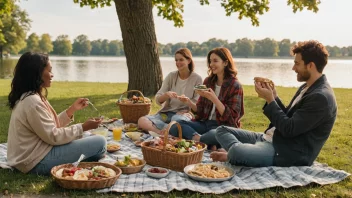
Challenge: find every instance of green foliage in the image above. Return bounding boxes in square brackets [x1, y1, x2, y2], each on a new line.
[278, 39, 291, 57]
[0, 4, 30, 55]
[234, 38, 254, 57]
[108, 40, 124, 56]
[73, 0, 319, 28]
[73, 0, 112, 9]
[72, 34, 92, 56]
[288, 0, 320, 13]
[26, 33, 40, 52]
[39, 33, 53, 54]
[52, 35, 72, 56]
[0, 0, 15, 44]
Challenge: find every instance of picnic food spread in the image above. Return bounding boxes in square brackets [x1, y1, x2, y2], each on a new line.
[187, 164, 231, 178]
[149, 138, 204, 153]
[55, 166, 116, 180]
[119, 95, 151, 104]
[254, 77, 275, 88]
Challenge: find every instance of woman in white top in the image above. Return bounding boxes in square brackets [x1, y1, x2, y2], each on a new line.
[7, 52, 105, 175]
[138, 48, 202, 134]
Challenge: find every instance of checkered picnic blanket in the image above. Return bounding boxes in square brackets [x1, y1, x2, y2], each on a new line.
[0, 133, 350, 194]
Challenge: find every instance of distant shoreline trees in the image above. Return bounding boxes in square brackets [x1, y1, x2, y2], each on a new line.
[8, 33, 352, 58]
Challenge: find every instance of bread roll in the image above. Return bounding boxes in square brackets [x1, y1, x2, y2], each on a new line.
[254, 77, 274, 89]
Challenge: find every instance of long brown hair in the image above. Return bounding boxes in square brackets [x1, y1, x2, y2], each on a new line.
[175, 48, 194, 72]
[8, 52, 49, 109]
[207, 47, 237, 85]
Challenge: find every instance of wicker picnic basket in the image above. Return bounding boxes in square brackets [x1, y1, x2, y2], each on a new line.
[141, 121, 207, 172]
[118, 158, 146, 174]
[51, 162, 121, 189]
[116, 90, 151, 123]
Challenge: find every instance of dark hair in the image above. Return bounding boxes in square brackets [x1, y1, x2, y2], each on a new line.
[8, 52, 49, 109]
[206, 47, 237, 85]
[175, 48, 194, 72]
[291, 40, 329, 73]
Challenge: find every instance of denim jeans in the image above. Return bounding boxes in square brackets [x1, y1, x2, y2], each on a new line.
[215, 126, 275, 167]
[169, 120, 219, 147]
[29, 135, 107, 175]
[146, 111, 191, 130]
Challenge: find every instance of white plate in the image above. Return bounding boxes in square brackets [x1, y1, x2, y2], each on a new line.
[184, 163, 235, 182]
[145, 167, 170, 178]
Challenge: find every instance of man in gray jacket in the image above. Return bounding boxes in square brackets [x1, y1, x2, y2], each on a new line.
[211, 40, 337, 167]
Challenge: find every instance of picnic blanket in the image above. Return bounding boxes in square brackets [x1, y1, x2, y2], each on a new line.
[0, 133, 350, 194]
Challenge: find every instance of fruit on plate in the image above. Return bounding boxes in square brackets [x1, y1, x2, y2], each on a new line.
[114, 155, 142, 167]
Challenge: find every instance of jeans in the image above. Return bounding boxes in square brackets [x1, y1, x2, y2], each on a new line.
[215, 126, 275, 167]
[146, 111, 191, 130]
[169, 120, 219, 147]
[29, 135, 107, 175]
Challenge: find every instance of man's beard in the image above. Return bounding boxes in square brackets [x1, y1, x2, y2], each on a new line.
[297, 70, 310, 82]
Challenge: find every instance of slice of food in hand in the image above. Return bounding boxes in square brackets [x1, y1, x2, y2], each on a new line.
[194, 84, 208, 89]
[254, 77, 274, 88]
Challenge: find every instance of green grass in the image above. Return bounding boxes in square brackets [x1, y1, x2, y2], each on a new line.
[0, 79, 351, 197]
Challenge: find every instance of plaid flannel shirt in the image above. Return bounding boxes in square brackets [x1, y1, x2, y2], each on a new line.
[195, 76, 244, 128]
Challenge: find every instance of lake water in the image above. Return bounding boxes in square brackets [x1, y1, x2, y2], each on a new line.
[1, 56, 352, 88]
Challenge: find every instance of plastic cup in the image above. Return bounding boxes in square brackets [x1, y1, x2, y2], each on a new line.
[113, 127, 122, 141]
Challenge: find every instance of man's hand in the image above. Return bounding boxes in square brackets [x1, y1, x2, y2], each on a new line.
[255, 82, 275, 103]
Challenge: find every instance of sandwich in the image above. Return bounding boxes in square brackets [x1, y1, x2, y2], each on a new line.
[194, 84, 208, 90]
[254, 77, 274, 89]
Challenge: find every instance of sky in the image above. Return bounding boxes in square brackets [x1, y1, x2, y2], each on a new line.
[19, 0, 352, 47]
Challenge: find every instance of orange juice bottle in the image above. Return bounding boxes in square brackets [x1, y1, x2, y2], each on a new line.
[113, 127, 122, 141]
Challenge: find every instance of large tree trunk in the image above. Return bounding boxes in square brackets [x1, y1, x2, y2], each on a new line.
[114, 0, 163, 96]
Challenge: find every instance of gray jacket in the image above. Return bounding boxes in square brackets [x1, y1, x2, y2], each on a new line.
[155, 71, 202, 113]
[263, 75, 337, 166]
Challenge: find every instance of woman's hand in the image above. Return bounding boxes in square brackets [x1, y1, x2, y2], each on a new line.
[66, 98, 89, 118]
[196, 88, 217, 102]
[177, 95, 191, 104]
[82, 117, 102, 131]
[164, 91, 178, 99]
[71, 98, 89, 111]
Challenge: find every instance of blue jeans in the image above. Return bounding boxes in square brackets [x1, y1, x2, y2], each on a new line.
[29, 135, 107, 175]
[146, 111, 191, 130]
[169, 120, 219, 147]
[215, 126, 275, 167]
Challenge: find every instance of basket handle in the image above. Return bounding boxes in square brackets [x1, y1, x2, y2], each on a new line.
[117, 90, 145, 103]
[163, 121, 182, 151]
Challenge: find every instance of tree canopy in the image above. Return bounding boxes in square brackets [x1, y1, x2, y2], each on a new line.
[0, 4, 30, 56]
[73, 0, 320, 27]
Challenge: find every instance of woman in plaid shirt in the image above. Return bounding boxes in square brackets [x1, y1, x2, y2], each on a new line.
[169, 47, 244, 149]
